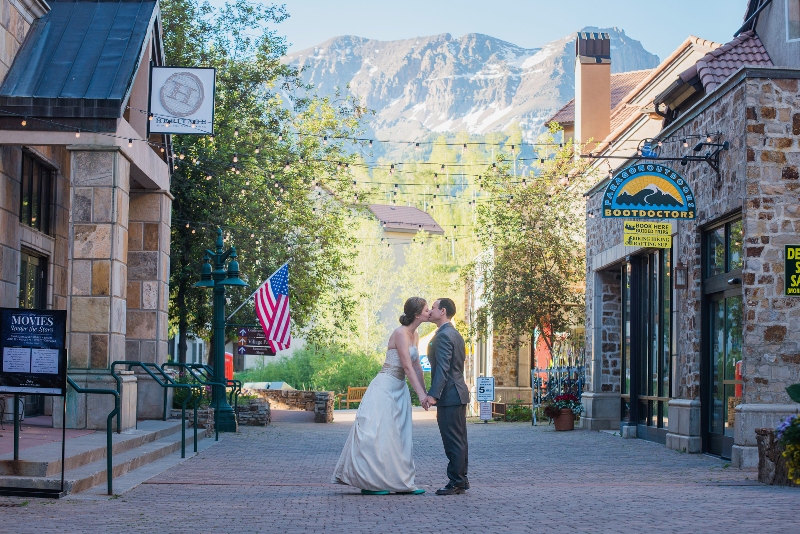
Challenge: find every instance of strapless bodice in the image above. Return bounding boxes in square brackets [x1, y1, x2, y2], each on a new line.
[380, 347, 418, 380]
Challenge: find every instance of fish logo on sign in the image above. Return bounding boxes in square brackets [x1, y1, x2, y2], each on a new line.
[603, 164, 696, 220]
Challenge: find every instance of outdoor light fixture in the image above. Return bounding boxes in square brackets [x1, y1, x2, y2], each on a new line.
[682, 138, 688, 148]
[128, 139, 133, 147]
[673, 261, 688, 289]
[21, 118, 26, 126]
[680, 156, 688, 166]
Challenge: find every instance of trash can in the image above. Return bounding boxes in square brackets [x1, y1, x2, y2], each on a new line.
[225, 352, 234, 382]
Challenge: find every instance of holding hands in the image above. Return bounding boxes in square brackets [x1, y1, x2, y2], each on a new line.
[421, 395, 437, 410]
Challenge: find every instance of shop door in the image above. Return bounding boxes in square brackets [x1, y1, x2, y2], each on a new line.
[702, 219, 743, 459]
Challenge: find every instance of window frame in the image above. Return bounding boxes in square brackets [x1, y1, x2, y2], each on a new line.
[787, 0, 800, 42]
[19, 150, 56, 236]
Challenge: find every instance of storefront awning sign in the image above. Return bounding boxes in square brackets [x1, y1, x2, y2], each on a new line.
[623, 221, 672, 248]
[149, 67, 215, 135]
[602, 164, 695, 219]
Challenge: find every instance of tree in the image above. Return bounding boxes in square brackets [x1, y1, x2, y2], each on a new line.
[162, 0, 365, 360]
[465, 125, 597, 357]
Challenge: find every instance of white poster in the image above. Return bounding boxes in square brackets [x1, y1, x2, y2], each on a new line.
[149, 67, 215, 135]
[3, 347, 31, 373]
[479, 402, 492, 421]
[476, 376, 495, 402]
[31, 348, 60, 374]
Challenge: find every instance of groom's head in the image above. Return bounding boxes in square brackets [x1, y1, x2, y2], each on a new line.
[430, 298, 456, 325]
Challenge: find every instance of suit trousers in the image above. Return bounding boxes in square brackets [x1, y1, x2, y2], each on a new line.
[436, 404, 468, 488]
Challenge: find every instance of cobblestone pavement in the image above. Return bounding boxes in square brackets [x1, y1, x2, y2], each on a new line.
[0, 413, 797, 533]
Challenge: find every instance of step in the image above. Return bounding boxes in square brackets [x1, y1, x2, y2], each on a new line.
[0, 424, 211, 495]
[0, 419, 195, 477]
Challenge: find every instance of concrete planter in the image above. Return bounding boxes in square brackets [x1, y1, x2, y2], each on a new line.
[755, 428, 798, 487]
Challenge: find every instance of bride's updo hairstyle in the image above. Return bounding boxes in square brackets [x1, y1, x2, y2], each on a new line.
[399, 297, 426, 326]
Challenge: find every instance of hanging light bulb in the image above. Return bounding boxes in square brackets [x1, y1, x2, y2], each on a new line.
[511, 144, 515, 153]
[436, 184, 440, 190]
[255, 146, 261, 154]
[278, 133, 283, 142]
[389, 164, 394, 175]
[179, 153, 185, 160]
[75, 130, 81, 138]
[148, 113, 153, 121]
[440, 164, 445, 171]
[233, 154, 238, 163]
[160, 147, 165, 153]
[284, 161, 291, 171]
[191, 229, 196, 234]
[463, 143, 467, 152]
[250, 233, 255, 238]
[540, 158, 545, 164]
[682, 138, 688, 148]
[323, 135, 328, 145]
[706, 134, 713, 143]
[234, 128, 239, 137]
[186, 223, 190, 228]
[368, 140, 373, 148]
[164, 121, 170, 128]
[657, 141, 663, 147]
[206, 175, 212, 180]
[21, 118, 27, 126]
[191, 120, 196, 128]
[415, 142, 420, 150]
[128, 139, 133, 147]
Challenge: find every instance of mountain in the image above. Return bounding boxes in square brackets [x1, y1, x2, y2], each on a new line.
[616, 187, 683, 207]
[284, 27, 660, 143]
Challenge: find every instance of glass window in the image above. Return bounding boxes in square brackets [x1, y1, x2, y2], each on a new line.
[706, 219, 743, 277]
[729, 220, 743, 271]
[707, 227, 725, 277]
[19, 251, 47, 309]
[788, 0, 800, 41]
[19, 152, 54, 235]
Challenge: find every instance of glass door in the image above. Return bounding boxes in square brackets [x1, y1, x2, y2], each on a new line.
[702, 218, 743, 458]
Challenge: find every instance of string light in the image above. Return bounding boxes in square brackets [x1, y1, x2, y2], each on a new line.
[682, 139, 688, 148]
[148, 113, 153, 121]
[128, 139, 133, 147]
[191, 120, 196, 128]
[75, 130, 80, 138]
[255, 146, 260, 154]
[21, 118, 26, 126]
[323, 135, 328, 145]
[234, 128, 239, 137]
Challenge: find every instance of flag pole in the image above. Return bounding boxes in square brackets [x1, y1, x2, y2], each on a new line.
[226, 260, 289, 321]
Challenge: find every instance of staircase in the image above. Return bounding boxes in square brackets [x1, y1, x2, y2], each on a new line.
[0, 420, 212, 496]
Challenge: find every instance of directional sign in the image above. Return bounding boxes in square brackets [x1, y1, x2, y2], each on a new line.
[237, 346, 246, 355]
[786, 245, 800, 296]
[477, 376, 495, 402]
[238, 328, 248, 337]
[237, 327, 276, 356]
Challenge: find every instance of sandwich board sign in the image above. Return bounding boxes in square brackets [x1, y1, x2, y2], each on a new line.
[0, 308, 67, 395]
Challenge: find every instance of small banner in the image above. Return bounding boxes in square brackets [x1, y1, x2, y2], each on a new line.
[602, 164, 695, 220]
[149, 67, 216, 135]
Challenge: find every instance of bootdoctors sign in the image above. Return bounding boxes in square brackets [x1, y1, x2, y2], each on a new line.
[0, 308, 67, 395]
[602, 164, 696, 220]
[149, 67, 216, 135]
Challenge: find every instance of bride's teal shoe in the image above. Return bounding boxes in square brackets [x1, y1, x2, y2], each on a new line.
[361, 489, 390, 495]
[397, 489, 425, 495]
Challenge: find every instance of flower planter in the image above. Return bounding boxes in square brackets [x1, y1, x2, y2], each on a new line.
[553, 408, 575, 431]
[756, 428, 798, 486]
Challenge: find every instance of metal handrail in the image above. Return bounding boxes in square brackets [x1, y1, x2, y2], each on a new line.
[66, 376, 119, 496]
[162, 363, 225, 441]
[187, 363, 242, 416]
[110, 361, 202, 458]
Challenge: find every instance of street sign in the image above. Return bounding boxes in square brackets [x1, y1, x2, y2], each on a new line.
[477, 376, 495, 402]
[623, 220, 672, 248]
[479, 402, 492, 421]
[785, 245, 800, 296]
[236, 327, 276, 356]
[0, 309, 67, 395]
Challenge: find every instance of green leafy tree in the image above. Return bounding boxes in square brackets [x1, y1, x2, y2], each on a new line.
[465, 125, 597, 356]
[162, 0, 365, 360]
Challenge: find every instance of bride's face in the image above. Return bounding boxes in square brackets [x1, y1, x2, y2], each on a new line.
[418, 305, 431, 322]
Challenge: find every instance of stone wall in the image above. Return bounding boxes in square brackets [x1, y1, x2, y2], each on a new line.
[236, 398, 271, 426]
[246, 389, 335, 423]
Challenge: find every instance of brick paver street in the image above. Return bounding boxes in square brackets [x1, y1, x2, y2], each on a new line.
[0, 411, 796, 533]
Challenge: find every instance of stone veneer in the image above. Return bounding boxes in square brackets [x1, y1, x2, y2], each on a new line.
[245, 389, 335, 423]
[584, 68, 800, 465]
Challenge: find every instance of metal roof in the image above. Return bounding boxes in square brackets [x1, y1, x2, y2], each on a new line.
[0, 0, 158, 118]
[368, 204, 445, 235]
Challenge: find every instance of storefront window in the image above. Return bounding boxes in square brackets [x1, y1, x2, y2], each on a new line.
[19, 251, 47, 310]
[707, 227, 725, 276]
[788, 0, 800, 41]
[729, 220, 743, 271]
[20, 152, 55, 235]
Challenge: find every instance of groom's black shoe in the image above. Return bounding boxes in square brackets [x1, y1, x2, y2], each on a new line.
[435, 483, 466, 495]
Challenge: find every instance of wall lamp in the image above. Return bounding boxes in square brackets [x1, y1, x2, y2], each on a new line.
[673, 261, 688, 289]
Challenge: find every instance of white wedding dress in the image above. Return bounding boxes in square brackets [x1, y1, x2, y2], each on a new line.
[331, 347, 419, 492]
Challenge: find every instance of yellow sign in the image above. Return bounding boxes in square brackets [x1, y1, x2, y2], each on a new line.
[623, 220, 673, 249]
[786, 245, 800, 296]
[623, 234, 672, 248]
[623, 221, 672, 235]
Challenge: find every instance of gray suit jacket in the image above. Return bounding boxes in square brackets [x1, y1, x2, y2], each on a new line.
[427, 322, 470, 406]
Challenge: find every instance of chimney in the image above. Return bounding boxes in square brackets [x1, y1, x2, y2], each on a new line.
[574, 32, 611, 152]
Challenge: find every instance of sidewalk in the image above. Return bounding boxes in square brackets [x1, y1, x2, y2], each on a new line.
[0, 416, 796, 532]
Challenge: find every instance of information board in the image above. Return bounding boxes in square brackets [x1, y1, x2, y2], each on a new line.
[623, 220, 672, 248]
[0, 308, 67, 395]
[479, 402, 492, 421]
[477, 376, 495, 402]
[786, 245, 800, 296]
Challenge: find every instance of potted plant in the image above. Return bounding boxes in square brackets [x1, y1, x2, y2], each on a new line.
[543, 393, 584, 431]
[775, 384, 800, 484]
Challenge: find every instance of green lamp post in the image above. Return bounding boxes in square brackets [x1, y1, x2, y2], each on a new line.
[194, 228, 247, 432]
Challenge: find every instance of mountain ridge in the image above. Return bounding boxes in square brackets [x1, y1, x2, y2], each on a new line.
[285, 27, 660, 143]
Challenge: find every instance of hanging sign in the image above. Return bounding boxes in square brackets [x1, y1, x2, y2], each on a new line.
[236, 327, 276, 356]
[602, 164, 695, 219]
[0, 309, 67, 395]
[623, 221, 673, 248]
[148, 67, 216, 135]
[785, 245, 800, 296]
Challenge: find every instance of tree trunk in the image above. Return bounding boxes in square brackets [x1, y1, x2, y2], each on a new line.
[177, 278, 188, 364]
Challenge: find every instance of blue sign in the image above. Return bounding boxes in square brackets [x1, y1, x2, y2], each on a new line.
[419, 355, 431, 372]
[602, 164, 696, 220]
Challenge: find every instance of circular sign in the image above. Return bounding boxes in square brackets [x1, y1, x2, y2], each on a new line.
[159, 72, 205, 117]
[602, 164, 696, 220]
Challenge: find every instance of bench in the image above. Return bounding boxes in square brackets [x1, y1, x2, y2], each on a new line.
[337, 387, 367, 409]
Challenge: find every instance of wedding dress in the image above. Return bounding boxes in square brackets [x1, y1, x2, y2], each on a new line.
[331, 347, 419, 492]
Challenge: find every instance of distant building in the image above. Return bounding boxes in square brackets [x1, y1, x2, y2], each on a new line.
[368, 203, 444, 265]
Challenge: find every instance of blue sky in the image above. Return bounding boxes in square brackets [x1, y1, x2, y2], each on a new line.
[268, 0, 748, 60]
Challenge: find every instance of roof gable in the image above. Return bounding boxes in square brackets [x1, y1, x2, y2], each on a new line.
[0, 0, 159, 118]
[368, 204, 445, 235]
[677, 31, 772, 92]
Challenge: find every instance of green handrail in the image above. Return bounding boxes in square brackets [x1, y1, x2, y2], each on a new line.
[66, 376, 119, 496]
[187, 363, 242, 418]
[162, 363, 226, 442]
[110, 361, 202, 458]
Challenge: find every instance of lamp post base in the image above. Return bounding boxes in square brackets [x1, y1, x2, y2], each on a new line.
[215, 406, 238, 432]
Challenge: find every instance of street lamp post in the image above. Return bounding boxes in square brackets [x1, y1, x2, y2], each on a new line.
[194, 228, 247, 432]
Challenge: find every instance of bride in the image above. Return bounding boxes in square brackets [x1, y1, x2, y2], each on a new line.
[332, 297, 432, 495]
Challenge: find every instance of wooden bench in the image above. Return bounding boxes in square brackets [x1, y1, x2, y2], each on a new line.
[337, 387, 368, 409]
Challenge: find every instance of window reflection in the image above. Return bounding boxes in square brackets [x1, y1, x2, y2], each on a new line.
[729, 220, 743, 271]
[708, 227, 725, 277]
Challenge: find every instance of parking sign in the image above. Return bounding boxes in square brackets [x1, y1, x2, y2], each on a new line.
[477, 376, 495, 402]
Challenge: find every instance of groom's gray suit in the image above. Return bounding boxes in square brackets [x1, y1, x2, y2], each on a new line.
[428, 321, 469, 489]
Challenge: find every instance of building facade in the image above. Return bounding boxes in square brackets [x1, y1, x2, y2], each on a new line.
[0, 0, 173, 428]
[570, 3, 800, 467]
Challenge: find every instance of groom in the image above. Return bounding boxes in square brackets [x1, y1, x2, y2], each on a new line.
[422, 298, 470, 495]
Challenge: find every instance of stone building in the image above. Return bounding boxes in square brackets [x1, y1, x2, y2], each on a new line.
[0, 0, 172, 429]
[550, 2, 800, 467]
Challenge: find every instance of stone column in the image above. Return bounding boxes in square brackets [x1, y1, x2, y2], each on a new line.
[127, 190, 172, 419]
[56, 147, 136, 431]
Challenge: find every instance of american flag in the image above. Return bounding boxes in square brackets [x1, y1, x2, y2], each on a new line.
[255, 263, 291, 352]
